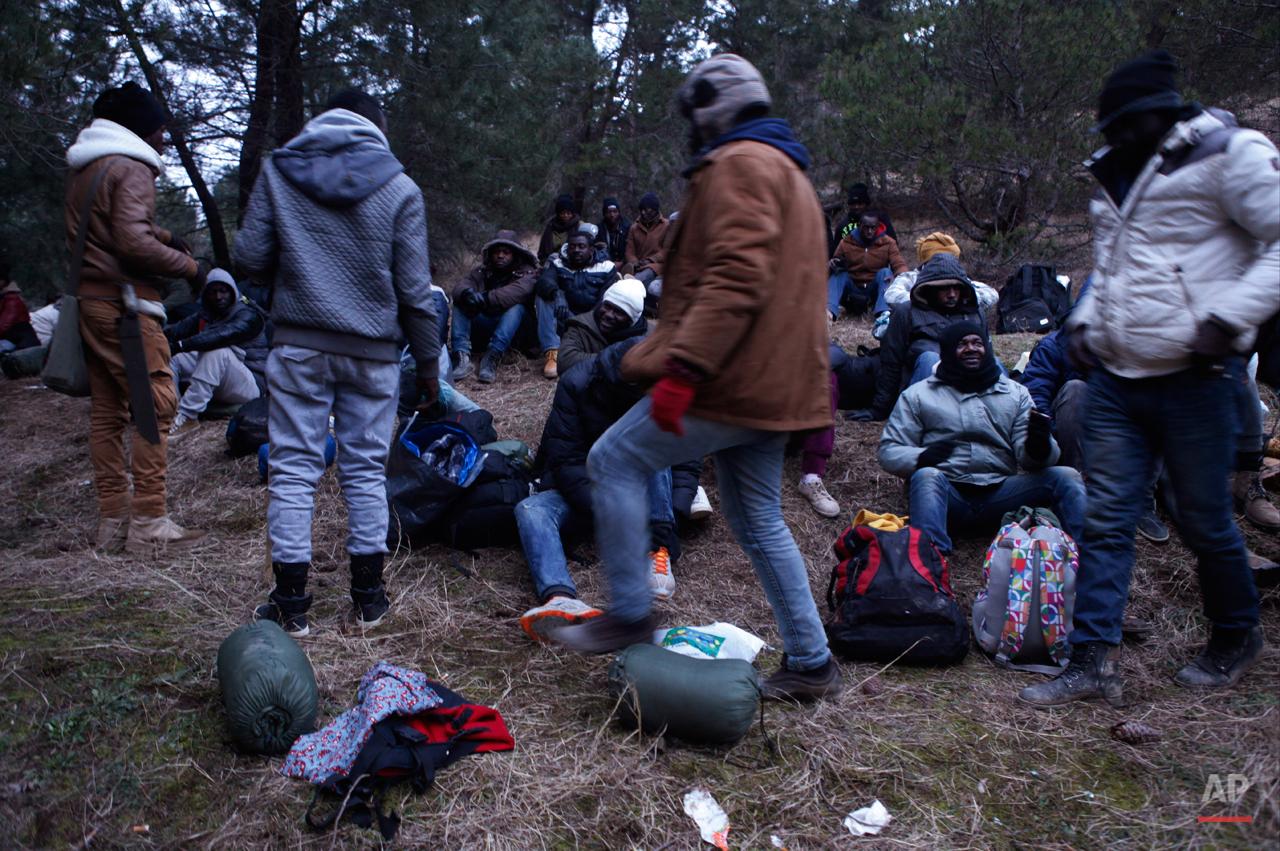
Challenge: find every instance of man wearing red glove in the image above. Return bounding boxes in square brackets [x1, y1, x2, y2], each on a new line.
[550, 55, 841, 703]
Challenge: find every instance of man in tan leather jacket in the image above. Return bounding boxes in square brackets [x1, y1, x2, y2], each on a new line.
[65, 82, 207, 554]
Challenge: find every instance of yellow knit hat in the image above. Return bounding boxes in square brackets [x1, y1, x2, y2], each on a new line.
[916, 232, 961, 263]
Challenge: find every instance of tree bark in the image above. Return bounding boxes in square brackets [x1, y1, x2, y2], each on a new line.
[110, 0, 231, 269]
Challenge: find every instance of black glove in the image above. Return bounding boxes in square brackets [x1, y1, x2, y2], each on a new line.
[1025, 410, 1053, 462]
[553, 292, 571, 324]
[458, 289, 486, 319]
[168, 233, 193, 256]
[916, 440, 958, 470]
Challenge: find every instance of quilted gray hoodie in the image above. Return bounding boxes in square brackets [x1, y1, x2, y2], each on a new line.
[235, 109, 439, 375]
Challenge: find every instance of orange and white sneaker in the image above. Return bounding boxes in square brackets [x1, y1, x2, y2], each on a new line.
[649, 547, 675, 599]
[520, 595, 603, 643]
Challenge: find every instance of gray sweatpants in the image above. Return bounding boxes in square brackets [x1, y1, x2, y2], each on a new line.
[172, 348, 260, 418]
[266, 345, 399, 563]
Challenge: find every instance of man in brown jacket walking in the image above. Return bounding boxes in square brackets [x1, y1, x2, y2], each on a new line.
[65, 82, 207, 554]
[551, 55, 842, 703]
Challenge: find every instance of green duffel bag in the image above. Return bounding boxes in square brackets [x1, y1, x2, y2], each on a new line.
[2, 346, 47, 380]
[607, 643, 760, 743]
[216, 620, 318, 755]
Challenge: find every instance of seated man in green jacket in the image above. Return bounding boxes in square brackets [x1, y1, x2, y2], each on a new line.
[557, 276, 648, 375]
[878, 321, 1085, 555]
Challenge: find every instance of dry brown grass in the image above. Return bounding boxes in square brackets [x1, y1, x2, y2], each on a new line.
[0, 313, 1276, 850]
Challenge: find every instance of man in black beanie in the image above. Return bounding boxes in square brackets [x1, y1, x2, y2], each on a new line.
[878, 321, 1085, 556]
[597, 197, 631, 264]
[538, 193, 581, 263]
[1020, 50, 1279, 708]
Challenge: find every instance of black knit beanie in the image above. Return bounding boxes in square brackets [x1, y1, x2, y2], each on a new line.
[93, 82, 168, 139]
[1094, 49, 1183, 133]
[639, 191, 660, 211]
[554, 193, 576, 215]
[847, 182, 870, 205]
[936, 321, 1001, 393]
[602, 196, 620, 212]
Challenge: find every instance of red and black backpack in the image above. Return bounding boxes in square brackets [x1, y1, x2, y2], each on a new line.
[826, 524, 969, 665]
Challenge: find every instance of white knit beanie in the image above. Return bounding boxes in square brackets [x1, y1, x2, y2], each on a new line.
[602, 277, 646, 323]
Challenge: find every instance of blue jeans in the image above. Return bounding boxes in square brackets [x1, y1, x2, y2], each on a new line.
[535, 297, 563, 353]
[266, 346, 400, 563]
[909, 466, 1086, 555]
[516, 470, 674, 602]
[588, 401, 831, 670]
[451, 303, 526, 358]
[1071, 364, 1259, 646]
[827, 267, 893, 318]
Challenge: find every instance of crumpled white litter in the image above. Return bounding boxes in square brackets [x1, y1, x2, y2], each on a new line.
[844, 799, 892, 836]
[683, 787, 731, 849]
[654, 622, 768, 662]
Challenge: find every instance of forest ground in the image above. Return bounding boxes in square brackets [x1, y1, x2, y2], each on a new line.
[0, 303, 1276, 850]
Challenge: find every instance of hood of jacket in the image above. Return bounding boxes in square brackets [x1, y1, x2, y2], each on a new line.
[481, 231, 538, 270]
[847, 221, 887, 247]
[66, 118, 166, 175]
[202, 269, 241, 317]
[692, 118, 810, 172]
[271, 109, 404, 207]
[910, 253, 978, 311]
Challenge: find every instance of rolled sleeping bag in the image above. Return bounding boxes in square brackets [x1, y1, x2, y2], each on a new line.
[607, 643, 760, 743]
[216, 620, 318, 754]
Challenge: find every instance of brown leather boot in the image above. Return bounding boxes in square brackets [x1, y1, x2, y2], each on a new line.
[542, 349, 559, 379]
[125, 515, 207, 555]
[1233, 471, 1280, 532]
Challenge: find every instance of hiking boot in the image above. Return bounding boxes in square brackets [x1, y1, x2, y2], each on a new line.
[1136, 494, 1169, 543]
[1249, 549, 1280, 588]
[95, 513, 129, 553]
[520, 596, 603, 643]
[798, 476, 840, 518]
[688, 486, 713, 521]
[1174, 626, 1264, 689]
[168, 411, 200, 439]
[542, 349, 559, 379]
[451, 351, 474, 380]
[1017, 641, 1125, 708]
[1233, 471, 1280, 533]
[547, 611, 657, 654]
[760, 656, 844, 702]
[125, 515, 207, 555]
[649, 547, 675, 599]
[477, 348, 501, 384]
[351, 586, 389, 628]
[1260, 458, 1280, 493]
[254, 590, 313, 638]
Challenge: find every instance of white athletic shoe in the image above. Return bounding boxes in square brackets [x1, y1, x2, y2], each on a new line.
[649, 547, 675, 599]
[520, 596, 603, 643]
[798, 476, 841, 518]
[689, 486, 713, 521]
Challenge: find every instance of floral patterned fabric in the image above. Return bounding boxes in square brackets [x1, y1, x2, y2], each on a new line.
[281, 662, 442, 784]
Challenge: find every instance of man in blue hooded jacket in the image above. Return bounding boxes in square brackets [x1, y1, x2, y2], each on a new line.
[236, 90, 440, 636]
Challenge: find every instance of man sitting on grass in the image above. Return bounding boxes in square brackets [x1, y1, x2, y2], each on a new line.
[878, 322, 1086, 556]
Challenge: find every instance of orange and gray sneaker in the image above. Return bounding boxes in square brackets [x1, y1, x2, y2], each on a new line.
[543, 349, 559, 379]
[649, 547, 675, 599]
[520, 595, 603, 642]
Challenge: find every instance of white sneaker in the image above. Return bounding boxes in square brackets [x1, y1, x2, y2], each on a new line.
[689, 486, 713, 521]
[649, 547, 675, 599]
[520, 596, 603, 643]
[798, 476, 841, 518]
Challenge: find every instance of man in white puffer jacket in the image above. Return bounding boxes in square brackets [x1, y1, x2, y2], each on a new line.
[1021, 50, 1280, 709]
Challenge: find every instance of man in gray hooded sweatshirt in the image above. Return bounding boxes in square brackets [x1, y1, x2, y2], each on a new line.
[236, 90, 439, 636]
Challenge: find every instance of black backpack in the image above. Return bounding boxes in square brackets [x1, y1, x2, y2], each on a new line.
[830, 342, 881, 410]
[996, 265, 1071, 335]
[1255, 309, 1280, 389]
[225, 395, 271, 457]
[435, 448, 534, 551]
[826, 524, 969, 665]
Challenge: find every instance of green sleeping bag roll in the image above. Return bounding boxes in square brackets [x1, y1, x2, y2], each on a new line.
[607, 643, 760, 743]
[216, 620, 318, 755]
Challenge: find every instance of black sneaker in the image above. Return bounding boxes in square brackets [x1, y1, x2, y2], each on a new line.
[254, 591, 312, 638]
[1175, 626, 1264, 689]
[547, 611, 656, 654]
[352, 586, 389, 628]
[760, 656, 844, 702]
[1136, 507, 1169, 543]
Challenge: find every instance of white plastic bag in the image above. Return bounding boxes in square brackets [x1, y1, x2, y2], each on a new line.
[654, 622, 768, 662]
